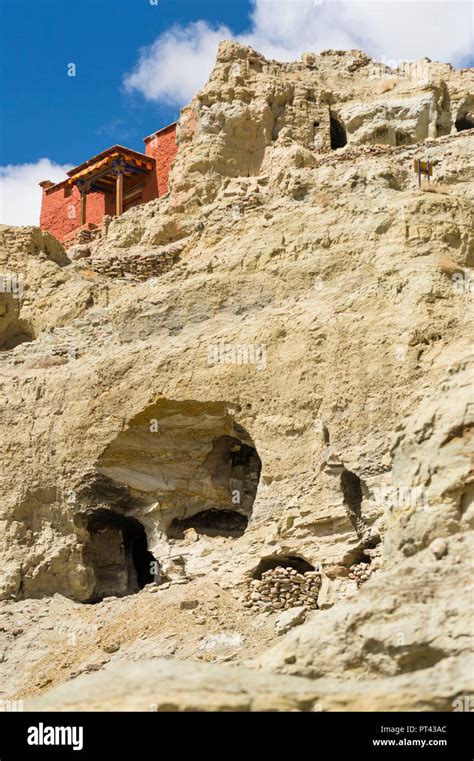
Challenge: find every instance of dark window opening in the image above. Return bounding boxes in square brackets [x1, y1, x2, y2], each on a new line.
[168, 509, 248, 539]
[82, 509, 156, 603]
[64, 186, 73, 198]
[252, 554, 314, 580]
[330, 112, 347, 149]
[455, 115, 474, 132]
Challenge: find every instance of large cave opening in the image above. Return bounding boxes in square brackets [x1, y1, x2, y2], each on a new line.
[82, 509, 156, 603]
[95, 400, 262, 541]
[167, 434, 261, 540]
[454, 99, 474, 133]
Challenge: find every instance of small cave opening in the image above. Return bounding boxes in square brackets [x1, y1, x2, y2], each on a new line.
[82, 509, 156, 603]
[342, 535, 382, 569]
[330, 112, 347, 149]
[345, 547, 371, 567]
[340, 468, 367, 538]
[168, 509, 248, 539]
[203, 434, 262, 514]
[455, 114, 474, 132]
[346, 542, 382, 587]
[0, 318, 34, 351]
[252, 554, 315, 580]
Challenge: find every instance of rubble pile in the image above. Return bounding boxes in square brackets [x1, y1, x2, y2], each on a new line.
[244, 567, 321, 612]
[348, 546, 382, 587]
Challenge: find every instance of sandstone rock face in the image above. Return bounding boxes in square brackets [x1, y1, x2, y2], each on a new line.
[25, 653, 474, 712]
[0, 43, 472, 710]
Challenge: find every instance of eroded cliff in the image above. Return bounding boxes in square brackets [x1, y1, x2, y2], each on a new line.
[0, 42, 472, 711]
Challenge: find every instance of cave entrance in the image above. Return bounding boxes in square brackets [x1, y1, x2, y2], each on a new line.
[330, 112, 347, 149]
[166, 434, 261, 540]
[340, 468, 368, 539]
[96, 399, 262, 541]
[201, 434, 261, 515]
[0, 317, 34, 351]
[168, 509, 248, 539]
[252, 554, 314, 580]
[455, 114, 474, 132]
[83, 510, 156, 602]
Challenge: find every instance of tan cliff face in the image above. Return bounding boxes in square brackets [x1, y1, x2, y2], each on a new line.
[0, 43, 472, 710]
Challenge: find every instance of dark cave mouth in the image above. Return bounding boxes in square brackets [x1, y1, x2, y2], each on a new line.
[455, 114, 474, 132]
[166, 433, 261, 541]
[252, 554, 315, 580]
[0, 319, 35, 351]
[167, 509, 249, 539]
[82, 510, 157, 603]
[330, 112, 348, 149]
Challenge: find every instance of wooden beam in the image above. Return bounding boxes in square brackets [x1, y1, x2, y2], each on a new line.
[115, 171, 123, 216]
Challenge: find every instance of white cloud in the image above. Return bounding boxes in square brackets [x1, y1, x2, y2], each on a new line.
[0, 159, 72, 228]
[123, 0, 473, 106]
[124, 21, 232, 105]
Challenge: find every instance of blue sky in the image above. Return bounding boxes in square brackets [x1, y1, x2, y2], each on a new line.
[0, 0, 472, 225]
[0, 0, 252, 166]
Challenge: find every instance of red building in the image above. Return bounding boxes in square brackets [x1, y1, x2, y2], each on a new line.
[39, 122, 178, 244]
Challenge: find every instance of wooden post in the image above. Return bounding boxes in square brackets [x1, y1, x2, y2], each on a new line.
[116, 171, 123, 217]
[80, 190, 87, 225]
[414, 158, 434, 188]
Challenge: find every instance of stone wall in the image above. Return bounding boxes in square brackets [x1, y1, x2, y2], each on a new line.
[87, 237, 189, 281]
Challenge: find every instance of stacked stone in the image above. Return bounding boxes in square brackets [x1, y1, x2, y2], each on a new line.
[348, 561, 373, 587]
[88, 252, 178, 280]
[243, 567, 321, 613]
[349, 545, 382, 587]
[77, 229, 93, 243]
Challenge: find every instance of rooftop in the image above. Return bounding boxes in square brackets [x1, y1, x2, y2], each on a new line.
[67, 145, 155, 178]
